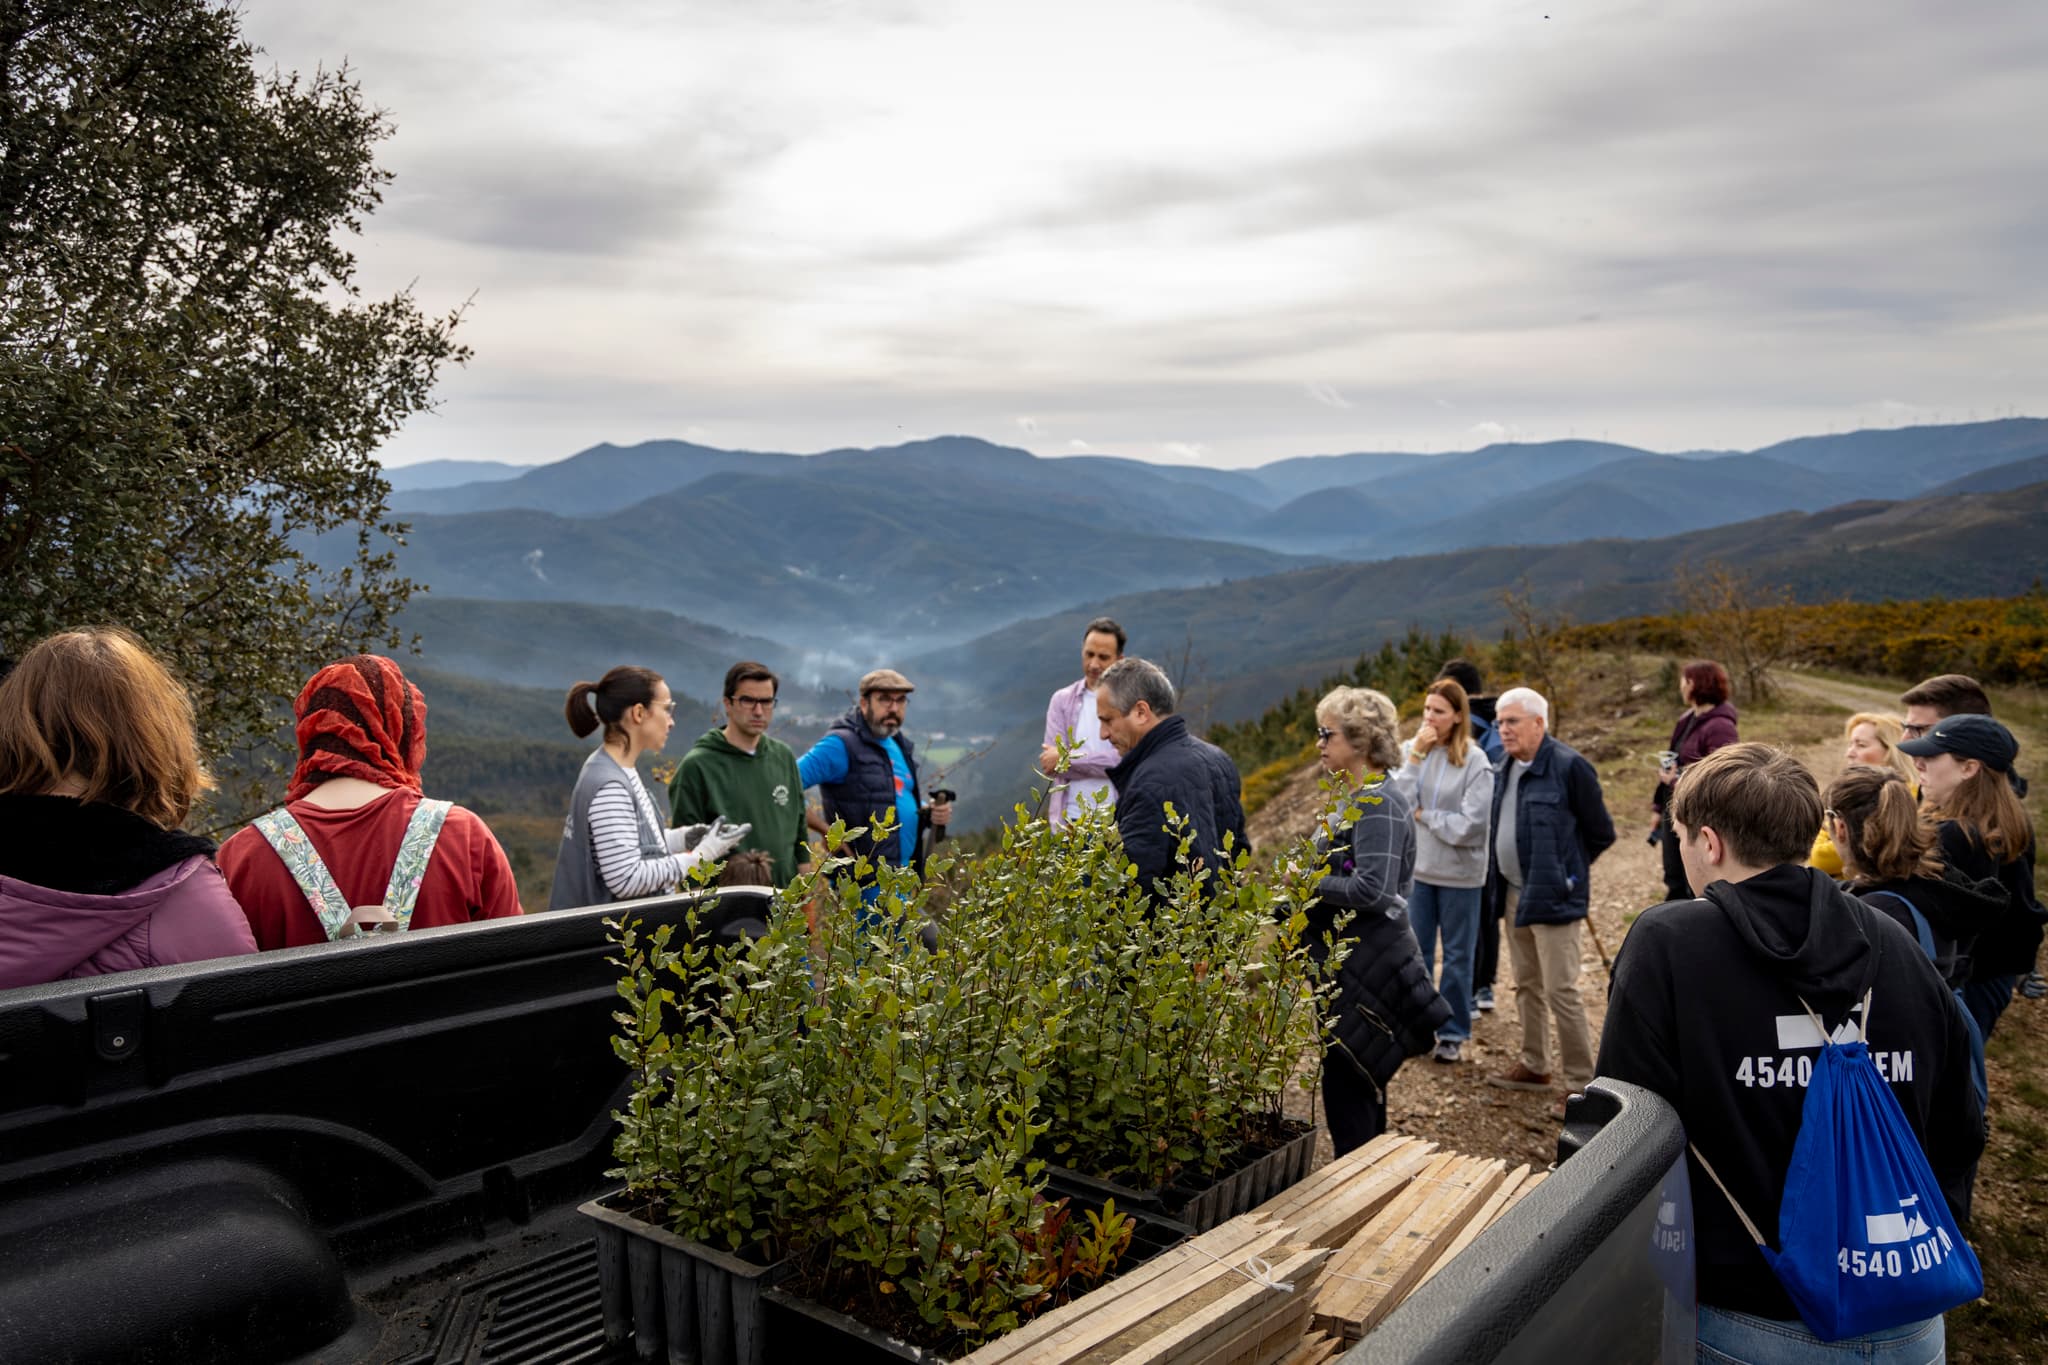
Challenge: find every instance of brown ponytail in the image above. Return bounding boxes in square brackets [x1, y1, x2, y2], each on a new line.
[1827, 764, 1944, 884]
[563, 666, 665, 741]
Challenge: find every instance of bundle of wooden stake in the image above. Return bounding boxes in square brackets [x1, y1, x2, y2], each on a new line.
[955, 1214, 1333, 1365]
[957, 1135, 1543, 1365]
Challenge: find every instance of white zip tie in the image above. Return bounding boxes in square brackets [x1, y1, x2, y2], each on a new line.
[1185, 1242, 1296, 1293]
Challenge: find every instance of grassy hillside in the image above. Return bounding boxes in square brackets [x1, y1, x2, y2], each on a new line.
[1562, 590, 2048, 691]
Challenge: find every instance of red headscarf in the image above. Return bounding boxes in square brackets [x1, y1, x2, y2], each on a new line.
[289, 655, 428, 802]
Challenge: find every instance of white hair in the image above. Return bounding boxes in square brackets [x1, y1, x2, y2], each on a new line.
[1494, 686, 1550, 723]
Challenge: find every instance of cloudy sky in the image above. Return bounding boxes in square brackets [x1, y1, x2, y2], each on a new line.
[243, 1, 2048, 469]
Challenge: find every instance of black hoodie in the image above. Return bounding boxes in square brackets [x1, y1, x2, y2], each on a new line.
[1597, 865, 1984, 1321]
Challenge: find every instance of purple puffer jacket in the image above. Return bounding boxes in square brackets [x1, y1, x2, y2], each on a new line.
[0, 795, 259, 992]
[1671, 700, 1740, 768]
[1652, 701, 1740, 814]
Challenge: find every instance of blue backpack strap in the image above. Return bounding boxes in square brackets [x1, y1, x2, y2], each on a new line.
[252, 808, 357, 941]
[1866, 889, 1937, 963]
[380, 798, 452, 929]
[1866, 889, 1993, 1106]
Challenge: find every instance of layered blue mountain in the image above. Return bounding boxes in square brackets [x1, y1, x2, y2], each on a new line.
[383, 458, 528, 492]
[1251, 439, 1650, 507]
[391, 441, 802, 516]
[904, 480, 2048, 824]
[1926, 450, 2048, 496]
[1351, 454, 1844, 557]
[386, 419, 2048, 561]
[365, 415, 2048, 685]
[347, 442, 1315, 653]
[1746, 421, 2048, 485]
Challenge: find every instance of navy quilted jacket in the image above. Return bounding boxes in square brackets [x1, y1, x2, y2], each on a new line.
[1484, 735, 1616, 927]
[1106, 714, 1249, 896]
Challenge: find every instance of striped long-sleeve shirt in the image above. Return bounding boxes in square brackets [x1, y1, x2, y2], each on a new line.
[589, 775, 699, 901]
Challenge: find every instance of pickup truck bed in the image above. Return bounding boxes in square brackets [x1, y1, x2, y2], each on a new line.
[0, 890, 741, 1364]
[0, 889, 1690, 1364]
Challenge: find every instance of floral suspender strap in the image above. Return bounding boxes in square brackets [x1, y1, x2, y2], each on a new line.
[253, 799, 453, 940]
[381, 798, 452, 926]
[252, 808, 355, 940]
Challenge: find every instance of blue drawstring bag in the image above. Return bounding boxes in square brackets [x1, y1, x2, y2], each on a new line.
[1692, 990, 1982, 1341]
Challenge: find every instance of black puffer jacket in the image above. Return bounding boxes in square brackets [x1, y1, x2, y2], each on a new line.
[1106, 714, 1249, 896]
[1306, 780, 1451, 1088]
[1849, 866, 2011, 988]
[1937, 822, 2047, 979]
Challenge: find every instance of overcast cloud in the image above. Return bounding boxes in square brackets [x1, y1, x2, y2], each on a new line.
[242, 0, 2048, 468]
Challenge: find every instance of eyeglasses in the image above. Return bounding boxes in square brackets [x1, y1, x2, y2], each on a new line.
[658, 701, 677, 715]
[1901, 723, 1931, 738]
[728, 694, 777, 710]
[1315, 727, 1338, 743]
[1823, 808, 1841, 823]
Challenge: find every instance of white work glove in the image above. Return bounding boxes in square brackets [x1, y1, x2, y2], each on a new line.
[666, 822, 714, 854]
[691, 816, 751, 863]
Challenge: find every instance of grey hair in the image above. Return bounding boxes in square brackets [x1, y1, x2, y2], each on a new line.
[1316, 686, 1403, 771]
[1099, 657, 1176, 716]
[1495, 686, 1550, 723]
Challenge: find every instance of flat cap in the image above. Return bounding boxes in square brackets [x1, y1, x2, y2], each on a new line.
[859, 667, 915, 695]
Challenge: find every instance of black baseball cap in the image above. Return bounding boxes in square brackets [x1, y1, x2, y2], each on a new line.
[1897, 713, 2018, 772]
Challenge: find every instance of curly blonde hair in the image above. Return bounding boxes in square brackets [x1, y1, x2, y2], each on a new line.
[1316, 686, 1403, 772]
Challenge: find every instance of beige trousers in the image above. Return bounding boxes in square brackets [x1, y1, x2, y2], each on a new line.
[1504, 891, 1596, 1088]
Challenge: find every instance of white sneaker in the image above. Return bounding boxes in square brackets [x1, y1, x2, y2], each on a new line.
[1432, 1039, 1463, 1064]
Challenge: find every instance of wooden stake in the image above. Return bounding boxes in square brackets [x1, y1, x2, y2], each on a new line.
[1312, 1154, 1508, 1340]
[1412, 1165, 1532, 1289]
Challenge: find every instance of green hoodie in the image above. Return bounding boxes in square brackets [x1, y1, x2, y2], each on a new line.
[667, 727, 811, 886]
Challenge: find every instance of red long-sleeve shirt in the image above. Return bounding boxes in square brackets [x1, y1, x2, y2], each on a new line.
[219, 788, 523, 949]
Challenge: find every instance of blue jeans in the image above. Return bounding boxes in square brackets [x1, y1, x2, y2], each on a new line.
[1961, 972, 2014, 1043]
[1407, 881, 1480, 1043]
[1696, 1306, 1943, 1364]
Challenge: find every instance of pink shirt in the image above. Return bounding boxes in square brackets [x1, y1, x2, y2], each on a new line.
[1043, 679, 1120, 827]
